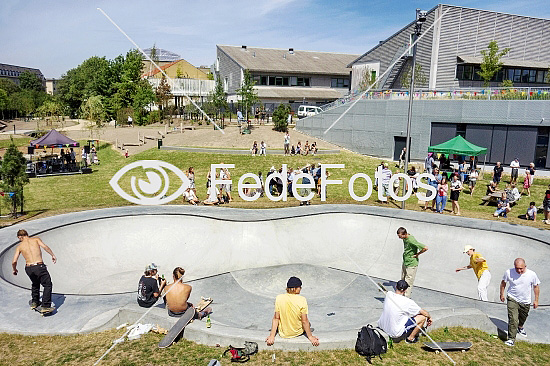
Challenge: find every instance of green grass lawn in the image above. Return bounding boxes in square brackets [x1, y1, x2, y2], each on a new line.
[0, 327, 548, 366]
[3, 142, 549, 231]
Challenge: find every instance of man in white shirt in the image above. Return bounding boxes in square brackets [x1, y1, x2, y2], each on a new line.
[509, 158, 520, 184]
[500, 258, 540, 346]
[379, 163, 392, 203]
[377, 280, 432, 343]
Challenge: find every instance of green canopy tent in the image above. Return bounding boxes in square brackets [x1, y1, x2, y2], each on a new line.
[428, 135, 488, 175]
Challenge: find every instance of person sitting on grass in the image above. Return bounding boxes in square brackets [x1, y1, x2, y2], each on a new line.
[164, 267, 211, 319]
[183, 187, 200, 205]
[265, 276, 319, 347]
[493, 192, 511, 218]
[377, 280, 432, 343]
[486, 181, 497, 195]
[521, 201, 537, 221]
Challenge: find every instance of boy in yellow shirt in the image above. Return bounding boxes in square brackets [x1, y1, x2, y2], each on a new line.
[456, 245, 491, 301]
[266, 276, 319, 346]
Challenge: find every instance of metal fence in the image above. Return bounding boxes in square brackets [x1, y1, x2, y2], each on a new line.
[147, 78, 215, 97]
[321, 87, 550, 111]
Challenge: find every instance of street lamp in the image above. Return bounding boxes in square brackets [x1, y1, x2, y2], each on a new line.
[402, 9, 427, 209]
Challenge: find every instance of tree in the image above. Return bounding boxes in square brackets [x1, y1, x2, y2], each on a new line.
[37, 100, 63, 124]
[81, 96, 106, 138]
[155, 75, 172, 122]
[478, 40, 510, 87]
[209, 77, 227, 118]
[358, 66, 378, 92]
[132, 80, 155, 125]
[0, 88, 7, 120]
[400, 64, 427, 89]
[0, 138, 29, 216]
[19, 71, 44, 92]
[236, 70, 259, 119]
[546, 67, 550, 84]
[272, 104, 291, 132]
[500, 79, 513, 87]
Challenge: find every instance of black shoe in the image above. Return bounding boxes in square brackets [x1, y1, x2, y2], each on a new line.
[405, 337, 418, 344]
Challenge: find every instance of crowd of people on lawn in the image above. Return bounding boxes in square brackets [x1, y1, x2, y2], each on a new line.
[181, 163, 329, 206]
[378, 150, 548, 221]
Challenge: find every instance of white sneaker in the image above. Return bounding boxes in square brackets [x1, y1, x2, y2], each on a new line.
[517, 327, 527, 337]
[504, 339, 515, 346]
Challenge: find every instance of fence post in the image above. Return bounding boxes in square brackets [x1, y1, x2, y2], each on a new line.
[527, 87, 531, 100]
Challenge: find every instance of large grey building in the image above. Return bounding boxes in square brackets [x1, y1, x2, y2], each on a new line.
[297, 5, 550, 168]
[0, 63, 45, 87]
[216, 45, 359, 112]
[349, 4, 550, 91]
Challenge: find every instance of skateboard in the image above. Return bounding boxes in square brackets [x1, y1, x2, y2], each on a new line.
[195, 296, 213, 312]
[423, 342, 472, 353]
[29, 300, 55, 317]
[158, 297, 213, 349]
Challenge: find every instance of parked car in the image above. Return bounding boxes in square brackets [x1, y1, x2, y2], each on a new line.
[297, 105, 322, 119]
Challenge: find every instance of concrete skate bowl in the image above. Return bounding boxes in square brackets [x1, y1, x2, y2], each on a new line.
[1, 211, 548, 304]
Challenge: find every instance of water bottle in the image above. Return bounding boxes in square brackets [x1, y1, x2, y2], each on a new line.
[206, 315, 211, 328]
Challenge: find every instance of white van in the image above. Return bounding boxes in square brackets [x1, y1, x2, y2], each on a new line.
[297, 105, 322, 119]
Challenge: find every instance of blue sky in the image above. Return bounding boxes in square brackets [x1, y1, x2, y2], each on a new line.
[1, 0, 549, 78]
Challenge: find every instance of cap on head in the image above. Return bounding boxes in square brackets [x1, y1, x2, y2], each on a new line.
[145, 263, 158, 272]
[396, 280, 409, 291]
[287, 276, 302, 288]
[463, 245, 474, 253]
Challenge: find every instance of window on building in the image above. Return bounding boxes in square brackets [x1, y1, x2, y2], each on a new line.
[456, 124, 467, 138]
[224, 77, 228, 92]
[529, 70, 537, 83]
[472, 66, 482, 81]
[331, 78, 350, 88]
[536, 70, 545, 83]
[260, 76, 268, 85]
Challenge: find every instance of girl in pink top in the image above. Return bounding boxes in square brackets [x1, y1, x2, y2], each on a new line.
[436, 176, 449, 213]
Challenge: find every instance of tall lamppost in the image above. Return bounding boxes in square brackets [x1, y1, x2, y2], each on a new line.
[402, 9, 427, 209]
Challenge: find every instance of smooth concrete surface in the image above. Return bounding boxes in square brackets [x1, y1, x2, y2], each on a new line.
[0, 205, 549, 349]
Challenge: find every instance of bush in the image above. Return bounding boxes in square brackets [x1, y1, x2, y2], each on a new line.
[147, 110, 161, 124]
[272, 104, 291, 132]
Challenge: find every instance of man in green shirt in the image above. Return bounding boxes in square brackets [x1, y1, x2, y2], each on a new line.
[397, 227, 428, 297]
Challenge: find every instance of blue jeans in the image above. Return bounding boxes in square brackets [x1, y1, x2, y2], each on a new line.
[436, 195, 447, 212]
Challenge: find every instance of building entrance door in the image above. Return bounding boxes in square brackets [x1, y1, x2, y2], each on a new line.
[393, 136, 410, 162]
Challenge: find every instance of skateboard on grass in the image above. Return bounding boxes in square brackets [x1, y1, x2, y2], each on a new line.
[158, 297, 213, 348]
[423, 341, 472, 353]
[29, 300, 55, 317]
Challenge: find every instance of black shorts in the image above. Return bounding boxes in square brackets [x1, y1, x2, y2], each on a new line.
[450, 190, 460, 201]
[493, 175, 501, 183]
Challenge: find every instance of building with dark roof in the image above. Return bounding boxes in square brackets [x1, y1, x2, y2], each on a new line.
[298, 5, 550, 168]
[216, 45, 359, 112]
[0, 63, 45, 86]
[349, 4, 550, 91]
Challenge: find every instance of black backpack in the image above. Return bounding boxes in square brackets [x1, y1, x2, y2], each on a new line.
[223, 341, 258, 363]
[355, 325, 388, 364]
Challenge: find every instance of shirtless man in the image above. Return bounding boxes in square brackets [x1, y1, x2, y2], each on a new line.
[11, 229, 56, 312]
[164, 267, 211, 319]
